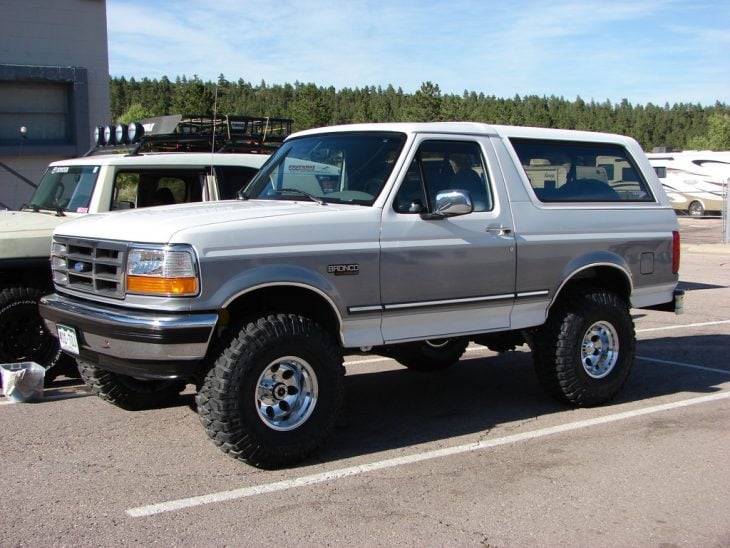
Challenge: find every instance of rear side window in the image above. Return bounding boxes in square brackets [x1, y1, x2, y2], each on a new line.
[510, 139, 655, 203]
[215, 166, 259, 199]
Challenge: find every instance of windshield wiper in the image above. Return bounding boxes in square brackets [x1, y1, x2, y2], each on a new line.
[279, 188, 326, 205]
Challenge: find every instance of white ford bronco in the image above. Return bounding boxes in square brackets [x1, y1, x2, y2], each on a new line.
[39, 122, 683, 467]
[1, 115, 287, 380]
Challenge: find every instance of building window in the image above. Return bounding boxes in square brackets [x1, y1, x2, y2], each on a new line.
[0, 64, 89, 156]
[0, 81, 71, 143]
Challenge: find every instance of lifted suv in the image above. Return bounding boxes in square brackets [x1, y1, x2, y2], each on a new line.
[40, 122, 682, 466]
[1, 115, 288, 380]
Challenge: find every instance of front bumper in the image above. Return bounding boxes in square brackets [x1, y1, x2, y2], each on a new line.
[39, 293, 218, 379]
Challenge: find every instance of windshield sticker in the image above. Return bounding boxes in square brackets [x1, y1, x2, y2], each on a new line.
[52, 167, 70, 174]
[76, 207, 89, 213]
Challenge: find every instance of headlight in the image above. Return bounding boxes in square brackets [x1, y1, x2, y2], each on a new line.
[50, 241, 68, 284]
[126, 245, 199, 296]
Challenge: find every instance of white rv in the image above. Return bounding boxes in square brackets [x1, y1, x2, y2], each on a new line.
[646, 150, 729, 216]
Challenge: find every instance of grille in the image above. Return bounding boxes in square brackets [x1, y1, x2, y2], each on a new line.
[52, 237, 128, 299]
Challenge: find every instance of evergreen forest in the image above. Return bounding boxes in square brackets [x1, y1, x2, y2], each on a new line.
[110, 75, 730, 152]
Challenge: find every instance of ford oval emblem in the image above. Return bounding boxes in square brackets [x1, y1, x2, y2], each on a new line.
[74, 262, 88, 272]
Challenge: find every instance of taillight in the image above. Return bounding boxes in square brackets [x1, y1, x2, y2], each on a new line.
[672, 230, 680, 274]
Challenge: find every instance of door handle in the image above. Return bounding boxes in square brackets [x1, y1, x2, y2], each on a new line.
[486, 224, 512, 235]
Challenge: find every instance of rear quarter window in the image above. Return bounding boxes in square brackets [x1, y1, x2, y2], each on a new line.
[510, 139, 655, 203]
[215, 166, 260, 199]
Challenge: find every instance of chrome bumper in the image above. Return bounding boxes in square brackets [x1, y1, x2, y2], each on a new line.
[39, 293, 218, 379]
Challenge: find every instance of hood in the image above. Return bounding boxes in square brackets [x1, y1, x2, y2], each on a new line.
[0, 210, 79, 259]
[0, 209, 73, 233]
[53, 199, 360, 243]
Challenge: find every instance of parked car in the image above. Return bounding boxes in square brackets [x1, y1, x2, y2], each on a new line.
[40, 122, 682, 467]
[1, 114, 289, 382]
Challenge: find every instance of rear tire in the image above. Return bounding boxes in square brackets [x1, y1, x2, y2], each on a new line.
[197, 314, 344, 468]
[533, 288, 635, 406]
[388, 338, 468, 372]
[78, 360, 186, 410]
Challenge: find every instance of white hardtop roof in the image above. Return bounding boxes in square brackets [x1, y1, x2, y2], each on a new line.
[47, 152, 269, 168]
[289, 121, 635, 145]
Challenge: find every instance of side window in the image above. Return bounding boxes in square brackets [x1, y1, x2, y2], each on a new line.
[111, 170, 203, 210]
[394, 140, 492, 214]
[510, 139, 655, 203]
[155, 177, 186, 204]
[112, 172, 138, 209]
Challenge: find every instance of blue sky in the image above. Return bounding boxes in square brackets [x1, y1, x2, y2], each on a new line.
[107, 0, 729, 106]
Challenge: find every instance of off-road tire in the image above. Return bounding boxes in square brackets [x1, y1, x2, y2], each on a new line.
[388, 338, 468, 372]
[77, 360, 186, 410]
[0, 286, 62, 381]
[533, 288, 635, 406]
[196, 314, 344, 469]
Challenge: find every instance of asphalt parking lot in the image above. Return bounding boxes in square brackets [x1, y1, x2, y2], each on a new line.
[1, 218, 728, 546]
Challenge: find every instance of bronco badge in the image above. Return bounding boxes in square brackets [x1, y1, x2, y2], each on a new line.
[327, 263, 360, 275]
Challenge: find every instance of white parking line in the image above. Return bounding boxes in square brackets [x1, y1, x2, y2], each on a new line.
[126, 390, 730, 518]
[637, 356, 730, 375]
[637, 319, 730, 333]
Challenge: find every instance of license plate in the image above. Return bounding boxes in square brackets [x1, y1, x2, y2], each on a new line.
[57, 324, 80, 355]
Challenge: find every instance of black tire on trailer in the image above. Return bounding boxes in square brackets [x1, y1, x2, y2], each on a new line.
[388, 338, 468, 372]
[77, 360, 186, 410]
[533, 287, 635, 407]
[196, 314, 344, 469]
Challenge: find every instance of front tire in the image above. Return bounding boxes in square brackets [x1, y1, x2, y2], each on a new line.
[533, 288, 635, 406]
[196, 314, 344, 468]
[0, 286, 61, 369]
[78, 360, 186, 410]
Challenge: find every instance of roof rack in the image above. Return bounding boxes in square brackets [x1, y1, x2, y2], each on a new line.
[85, 114, 293, 156]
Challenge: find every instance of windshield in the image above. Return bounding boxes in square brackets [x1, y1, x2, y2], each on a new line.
[28, 165, 100, 213]
[243, 132, 406, 205]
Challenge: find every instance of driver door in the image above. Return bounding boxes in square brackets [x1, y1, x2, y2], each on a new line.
[379, 137, 516, 343]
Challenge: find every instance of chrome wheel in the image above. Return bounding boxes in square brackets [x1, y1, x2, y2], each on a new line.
[581, 321, 619, 379]
[255, 357, 318, 431]
[424, 338, 450, 349]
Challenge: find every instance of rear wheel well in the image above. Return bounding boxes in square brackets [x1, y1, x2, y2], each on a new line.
[553, 265, 631, 308]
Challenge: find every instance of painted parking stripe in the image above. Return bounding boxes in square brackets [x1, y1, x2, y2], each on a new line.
[637, 319, 730, 333]
[637, 356, 730, 375]
[126, 390, 730, 518]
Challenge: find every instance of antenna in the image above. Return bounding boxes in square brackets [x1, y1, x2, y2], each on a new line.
[211, 86, 219, 155]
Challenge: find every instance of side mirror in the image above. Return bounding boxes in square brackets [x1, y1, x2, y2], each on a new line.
[420, 189, 473, 220]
